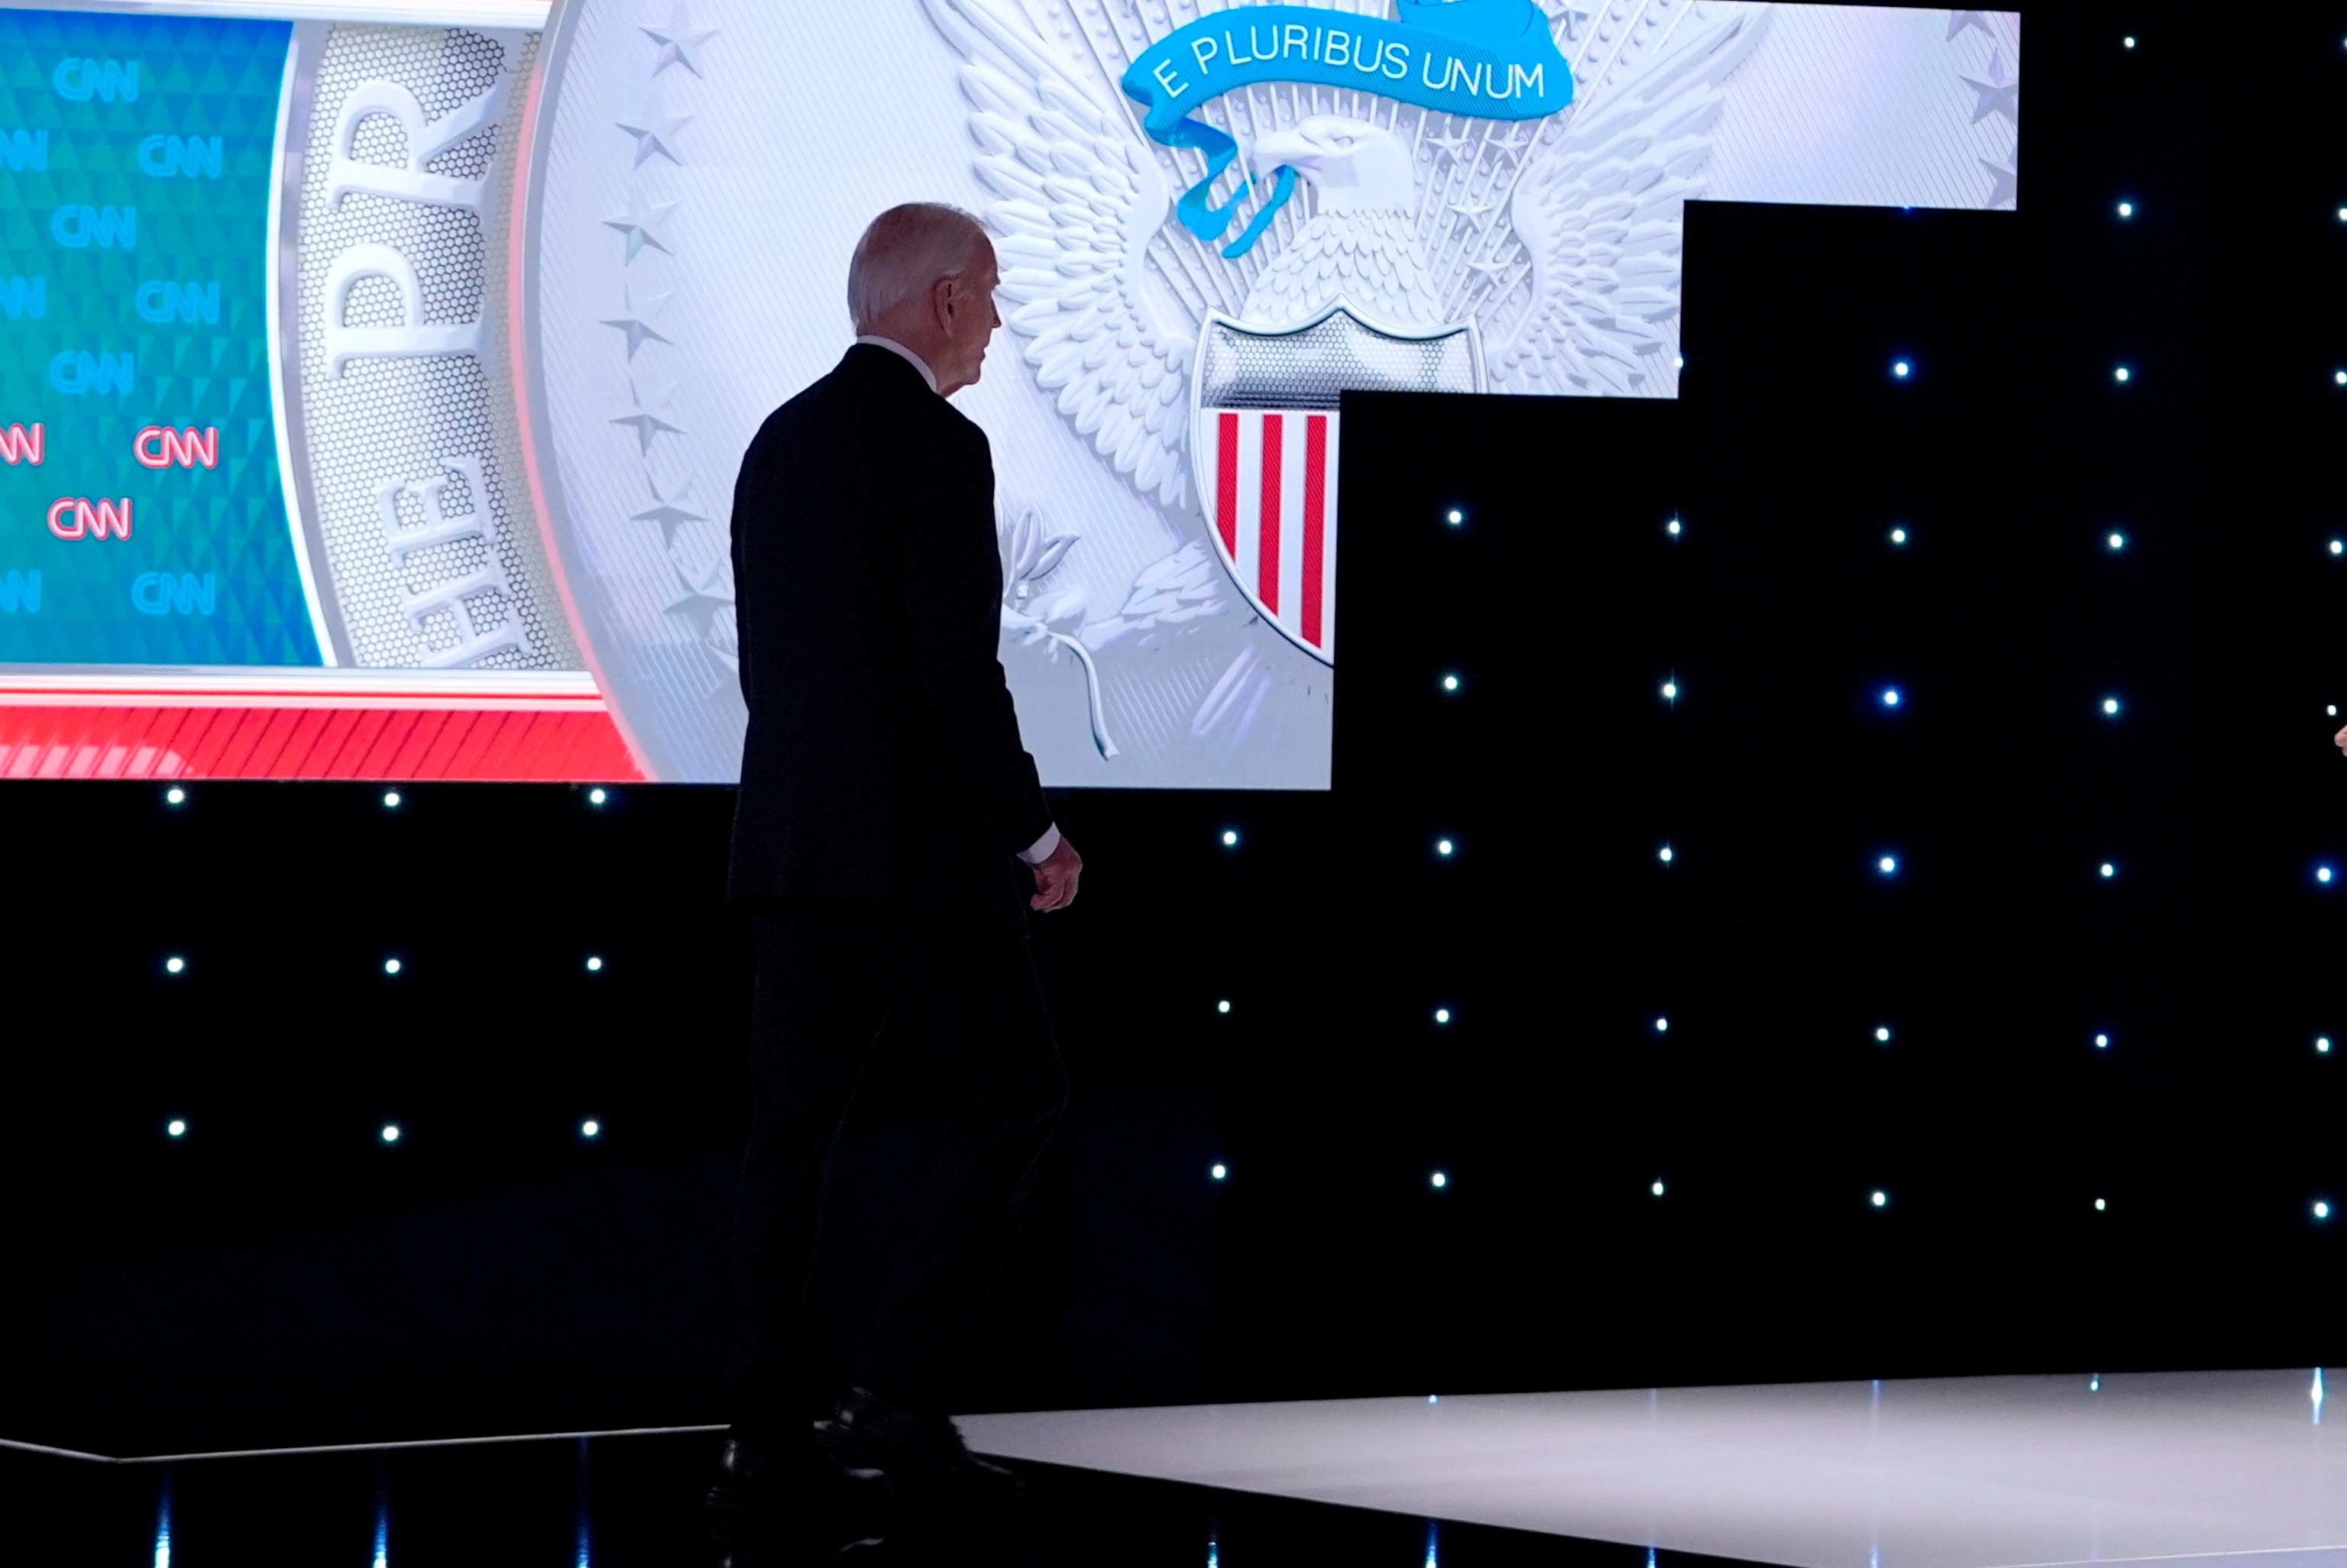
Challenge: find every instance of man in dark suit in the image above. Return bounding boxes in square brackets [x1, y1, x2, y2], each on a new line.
[708, 202, 1084, 1531]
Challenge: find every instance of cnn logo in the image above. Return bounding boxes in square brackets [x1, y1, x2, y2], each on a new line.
[47, 497, 132, 540]
[134, 425, 217, 470]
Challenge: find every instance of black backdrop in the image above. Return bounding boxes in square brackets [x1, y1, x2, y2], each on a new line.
[6, 0, 2345, 1458]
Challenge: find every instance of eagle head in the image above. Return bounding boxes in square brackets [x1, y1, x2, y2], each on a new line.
[1250, 116, 1416, 215]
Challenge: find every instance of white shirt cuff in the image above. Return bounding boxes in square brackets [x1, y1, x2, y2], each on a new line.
[1018, 823, 1061, 865]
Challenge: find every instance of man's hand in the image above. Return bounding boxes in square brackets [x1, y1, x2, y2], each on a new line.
[1030, 835, 1082, 913]
[2336, 724, 2347, 757]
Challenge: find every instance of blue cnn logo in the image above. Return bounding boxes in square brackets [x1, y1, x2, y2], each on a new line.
[0, 276, 44, 320]
[0, 569, 38, 613]
[136, 280, 219, 325]
[53, 58, 139, 102]
[0, 128, 47, 173]
[49, 351, 134, 396]
[50, 205, 137, 249]
[136, 134, 222, 179]
[131, 572, 215, 616]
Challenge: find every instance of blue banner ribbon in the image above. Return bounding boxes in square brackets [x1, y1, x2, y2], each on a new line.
[1122, 0, 1573, 257]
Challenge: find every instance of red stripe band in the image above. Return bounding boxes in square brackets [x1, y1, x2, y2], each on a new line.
[1303, 414, 1327, 648]
[1259, 412, 1282, 615]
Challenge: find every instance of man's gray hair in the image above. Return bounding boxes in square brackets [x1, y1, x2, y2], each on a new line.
[847, 202, 991, 332]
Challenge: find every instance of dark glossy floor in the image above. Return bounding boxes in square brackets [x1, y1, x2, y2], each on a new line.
[0, 1431, 1740, 1568]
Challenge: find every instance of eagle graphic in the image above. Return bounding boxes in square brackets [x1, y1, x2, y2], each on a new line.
[924, 0, 1773, 519]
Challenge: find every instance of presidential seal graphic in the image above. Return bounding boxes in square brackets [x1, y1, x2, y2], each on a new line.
[522, 2, 2022, 784]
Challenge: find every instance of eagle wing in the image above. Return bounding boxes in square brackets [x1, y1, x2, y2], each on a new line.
[924, 0, 1196, 506]
[1482, 2, 1772, 397]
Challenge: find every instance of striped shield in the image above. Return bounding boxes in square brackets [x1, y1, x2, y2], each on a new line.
[1193, 305, 1483, 665]
[1199, 406, 1339, 661]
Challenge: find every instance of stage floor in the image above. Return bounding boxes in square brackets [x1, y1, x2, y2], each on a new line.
[962, 1369, 2347, 1568]
[9, 1369, 2343, 1565]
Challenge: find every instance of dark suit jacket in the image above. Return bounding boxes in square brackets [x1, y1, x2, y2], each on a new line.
[727, 344, 1053, 920]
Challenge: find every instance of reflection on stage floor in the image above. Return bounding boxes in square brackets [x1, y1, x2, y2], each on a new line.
[0, 1429, 1717, 1568]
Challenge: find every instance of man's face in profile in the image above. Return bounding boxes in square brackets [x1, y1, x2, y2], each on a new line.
[945, 244, 1003, 393]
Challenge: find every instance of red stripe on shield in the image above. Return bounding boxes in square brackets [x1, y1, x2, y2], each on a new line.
[1216, 411, 1239, 558]
[1303, 414, 1327, 649]
[1259, 413, 1283, 614]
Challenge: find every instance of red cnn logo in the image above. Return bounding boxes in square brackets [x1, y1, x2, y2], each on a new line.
[134, 425, 218, 470]
[0, 422, 42, 466]
[48, 497, 134, 541]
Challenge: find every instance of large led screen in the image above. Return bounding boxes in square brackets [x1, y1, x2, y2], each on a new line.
[0, 1, 2019, 783]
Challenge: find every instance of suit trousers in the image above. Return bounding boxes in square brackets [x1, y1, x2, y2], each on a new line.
[726, 900, 1066, 1444]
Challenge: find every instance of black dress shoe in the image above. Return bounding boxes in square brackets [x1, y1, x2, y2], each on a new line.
[706, 1431, 892, 1547]
[817, 1387, 1023, 1502]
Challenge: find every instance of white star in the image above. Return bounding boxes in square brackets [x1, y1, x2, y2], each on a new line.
[616, 107, 691, 168]
[1947, 9, 1995, 40]
[1961, 73, 2018, 127]
[601, 289, 675, 359]
[602, 186, 678, 262]
[601, 316, 672, 358]
[1449, 199, 1495, 225]
[1465, 257, 1515, 280]
[612, 380, 685, 453]
[1980, 158, 2017, 208]
[1426, 131, 1472, 160]
[631, 474, 707, 541]
[641, 5, 718, 76]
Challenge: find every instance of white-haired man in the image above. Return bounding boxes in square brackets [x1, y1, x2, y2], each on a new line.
[708, 202, 1083, 1534]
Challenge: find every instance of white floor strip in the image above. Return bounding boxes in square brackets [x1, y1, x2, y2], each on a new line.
[958, 1369, 2347, 1568]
